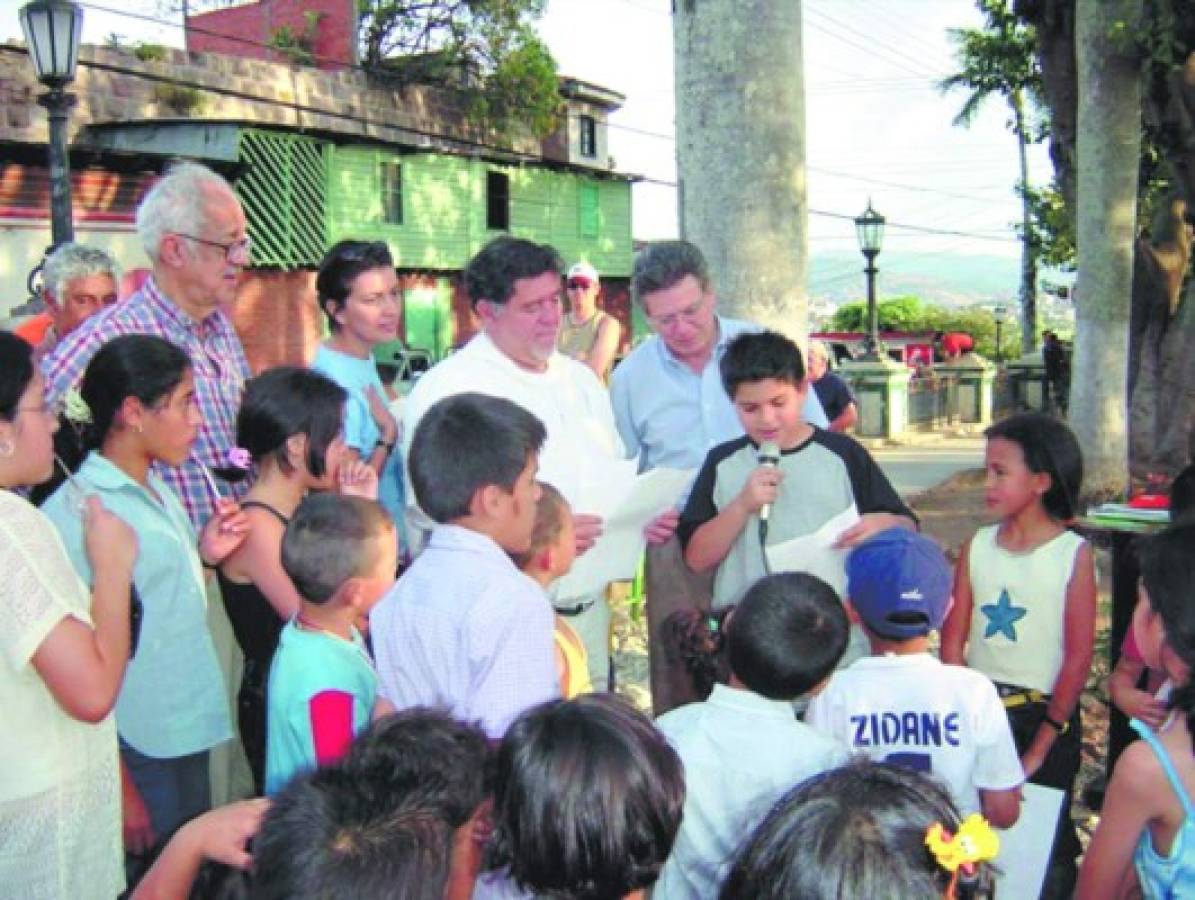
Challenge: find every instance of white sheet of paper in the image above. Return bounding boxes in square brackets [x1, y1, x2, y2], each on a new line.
[993, 783, 1063, 899]
[762, 504, 860, 598]
[551, 465, 695, 599]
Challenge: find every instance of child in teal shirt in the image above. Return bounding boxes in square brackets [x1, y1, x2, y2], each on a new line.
[265, 493, 398, 796]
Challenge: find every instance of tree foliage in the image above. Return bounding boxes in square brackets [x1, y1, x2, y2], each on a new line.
[829, 295, 1023, 361]
[165, 0, 562, 138]
[359, 0, 561, 137]
[941, 0, 1044, 351]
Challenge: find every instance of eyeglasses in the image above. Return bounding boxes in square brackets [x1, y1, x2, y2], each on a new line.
[647, 295, 709, 330]
[567, 279, 593, 291]
[176, 233, 253, 264]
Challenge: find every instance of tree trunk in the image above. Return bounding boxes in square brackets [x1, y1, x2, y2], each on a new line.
[673, 0, 809, 340]
[1070, 0, 1142, 499]
[1012, 90, 1038, 354]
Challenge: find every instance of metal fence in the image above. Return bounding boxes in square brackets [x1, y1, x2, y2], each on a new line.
[907, 372, 961, 430]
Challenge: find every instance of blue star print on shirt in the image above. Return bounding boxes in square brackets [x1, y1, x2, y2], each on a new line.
[981, 589, 1027, 641]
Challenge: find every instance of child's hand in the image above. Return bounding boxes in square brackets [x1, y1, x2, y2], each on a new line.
[122, 777, 155, 855]
[338, 459, 379, 499]
[644, 508, 680, 545]
[198, 498, 250, 567]
[833, 512, 915, 549]
[735, 465, 784, 515]
[365, 386, 399, 444]
[84, 496, 138, 582]
[186, 798, 270, 870]
[1116, 688, 1168, 730]
[573, 514, 604, 555]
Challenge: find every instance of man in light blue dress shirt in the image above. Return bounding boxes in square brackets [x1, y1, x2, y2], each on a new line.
[610, 240, 828, 714]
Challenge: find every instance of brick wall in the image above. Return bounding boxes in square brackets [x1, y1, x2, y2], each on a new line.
[231, 270, 322, 372]
[186, 0, 357, 71]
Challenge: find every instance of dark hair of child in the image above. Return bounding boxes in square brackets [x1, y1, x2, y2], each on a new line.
[665, 573, 849, 702]
[280, 493, 395, 604]
[315, 240, 395, 332]
[510, 481, 569, 570]
[487, 693, 685, 899]
[984, 412, 1083, 521]
[408, 392, 546, 524]
[1169, 463, 1195, 524]
[719, 759, 994, 900]
[76, 333, 191, 457]
[1137, 522, 1195, 753]
[719, 330, 806, 399]
[662, 606, 734, 699]
[463, 236, 563, 310]
[252, 709, 490, 900]
[216, 366, 347, 483]
[0, 331, 34, 419]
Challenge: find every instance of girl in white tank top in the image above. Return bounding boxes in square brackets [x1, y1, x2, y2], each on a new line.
[941, 413, 1096, 898]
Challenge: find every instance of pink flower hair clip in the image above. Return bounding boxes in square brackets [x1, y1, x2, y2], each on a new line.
[226, 447, 252, 471]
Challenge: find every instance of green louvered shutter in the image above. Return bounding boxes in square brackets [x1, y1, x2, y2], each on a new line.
[236, 130, 329, 268]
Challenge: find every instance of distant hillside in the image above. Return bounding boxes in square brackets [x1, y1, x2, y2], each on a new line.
[810, 251, 1028, 308]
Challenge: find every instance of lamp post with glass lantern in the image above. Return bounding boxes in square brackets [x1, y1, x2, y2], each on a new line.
[20, 0, 83, 250]
[854, 200, 886, 361]
[993, 304, 1009, 364]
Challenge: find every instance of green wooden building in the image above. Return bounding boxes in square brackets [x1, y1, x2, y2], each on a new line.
[234, 123, 635, 359]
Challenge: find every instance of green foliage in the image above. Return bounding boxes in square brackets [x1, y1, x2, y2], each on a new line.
[152, 82, 205, 115]
[133, 42, 168, 62]
[1022, 182, 1075, 269]
[939, 0, 1042, 129]
[269, 12, 323, 67]
[358, 0, 560, 138]
[829, 295, 1022, 360]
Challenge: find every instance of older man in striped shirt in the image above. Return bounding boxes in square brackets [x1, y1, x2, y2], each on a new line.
[42, 162, 252, 528]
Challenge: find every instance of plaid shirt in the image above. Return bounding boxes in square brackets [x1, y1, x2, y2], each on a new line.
[42, 277, 250, 529]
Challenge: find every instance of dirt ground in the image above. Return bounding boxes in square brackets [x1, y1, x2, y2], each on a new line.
[611, 465, 1111, 847]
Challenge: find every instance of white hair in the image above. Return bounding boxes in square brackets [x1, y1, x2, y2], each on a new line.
[42, 243, 121, 301]
[135, 161, 236, 263]
[808, 340, 832, 361]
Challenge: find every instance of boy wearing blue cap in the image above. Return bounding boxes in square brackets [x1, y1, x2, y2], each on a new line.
[806, 528, 1024, 828]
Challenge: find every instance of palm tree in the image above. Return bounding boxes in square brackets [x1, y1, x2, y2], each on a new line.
[940, 0, 1042, 355]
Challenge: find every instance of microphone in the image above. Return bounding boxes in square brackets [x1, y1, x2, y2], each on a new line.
[758, 440, 780, 523]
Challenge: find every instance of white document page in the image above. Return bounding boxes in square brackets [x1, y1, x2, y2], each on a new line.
[763, 503, 860, 598]
[551, 464, 695, 599]
[993, 783, 1063, 899]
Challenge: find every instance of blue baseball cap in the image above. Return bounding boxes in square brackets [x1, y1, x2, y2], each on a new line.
[846, 528, 952, 640]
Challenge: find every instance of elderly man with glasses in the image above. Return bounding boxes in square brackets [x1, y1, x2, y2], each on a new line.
[610, 240, 828, 715]
[42, 161, 252, 528]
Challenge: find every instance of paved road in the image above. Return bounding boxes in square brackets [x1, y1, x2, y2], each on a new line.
[871, 438, 985, 499]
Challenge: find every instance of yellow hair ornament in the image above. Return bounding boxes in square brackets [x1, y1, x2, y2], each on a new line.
[925, 814, 999, 898]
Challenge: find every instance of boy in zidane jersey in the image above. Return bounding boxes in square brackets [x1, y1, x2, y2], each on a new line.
[806, 528, 1023, 828]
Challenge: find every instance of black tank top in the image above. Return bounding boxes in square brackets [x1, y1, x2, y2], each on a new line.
[218, 500, 290, 665]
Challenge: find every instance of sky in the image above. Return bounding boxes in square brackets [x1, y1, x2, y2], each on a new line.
[4, 0, 1051, 295]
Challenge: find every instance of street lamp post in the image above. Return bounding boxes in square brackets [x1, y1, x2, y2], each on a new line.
[854, 200, 886, 361]
[993, 304, 1009, 364]
[20, 0, 83, 250]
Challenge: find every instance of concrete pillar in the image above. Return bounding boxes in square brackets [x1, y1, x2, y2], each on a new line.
[841, 359, 912, 440]
[1006, 353, 1047, 412]
[936, 360, 995, 425]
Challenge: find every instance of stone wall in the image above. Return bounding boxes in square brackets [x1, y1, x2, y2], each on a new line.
[0, 40, 542, 161]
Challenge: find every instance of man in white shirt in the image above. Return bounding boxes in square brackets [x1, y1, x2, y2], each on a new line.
[402, 236, 625, 690]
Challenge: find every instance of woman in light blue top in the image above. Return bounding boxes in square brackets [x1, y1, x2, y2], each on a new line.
[310, 240, 406, 558]
[42, 335, 245, 862]
[1078, 523, 1195, 900]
